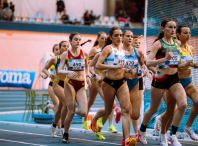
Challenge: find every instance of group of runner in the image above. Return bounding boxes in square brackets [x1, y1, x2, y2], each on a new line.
[40, 18, 198, 146]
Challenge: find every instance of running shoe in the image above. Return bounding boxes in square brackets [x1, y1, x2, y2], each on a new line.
[97, 117, 103, 128]
[121, 138, 125, 146]
[50, 124, 57, 138]
[160, 134, 168, 146]
[91, 119, 98, 132]
[62, 137, 70, 143]
[44, 100, 50, 114]
[125, 137, 137, 146]
[95, 132, 105, 140]
[57, 128, 64, 136]
[108, 125, 118, 133]
[82, 118, 88, 130]
[183, 126, 198, 141]
[154, 115, 161, 134]
[167, 134, 182, 146]
[115, 107, 121, 124]
[138, 127, 147, 145]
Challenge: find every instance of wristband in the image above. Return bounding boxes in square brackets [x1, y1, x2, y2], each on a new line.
[86, 75, 91, 78]
[194, 63, 197, 69]
[93, 74, 97, 77]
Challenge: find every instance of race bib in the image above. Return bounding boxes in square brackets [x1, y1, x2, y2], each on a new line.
[125, 60, 138, 69]
[69, 59, 85, 70]
[113, 54, 126, 65]
[180, 55, 194, 68]
[165, 52, 180, 65]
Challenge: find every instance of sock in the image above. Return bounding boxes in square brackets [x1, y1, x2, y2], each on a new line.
[170, 125, 178, 135]
[61, 125, 64, 128]
[64, 133, 69, 140]
[53, 123, 56, 128]
[140, 123, 147, 132]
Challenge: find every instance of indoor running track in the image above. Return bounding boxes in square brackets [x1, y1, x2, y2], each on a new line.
[0, 124, 197, 146]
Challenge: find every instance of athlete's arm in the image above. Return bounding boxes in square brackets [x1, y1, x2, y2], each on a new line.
[88, 47, 97, 60]
[96, 46, 123, 70]
[146, 40, 173, 67]
[42, 58, 56, 77]
[89, 53, 100, 75]
[58, 52, 77, 76]
[84, 51, 92, 87]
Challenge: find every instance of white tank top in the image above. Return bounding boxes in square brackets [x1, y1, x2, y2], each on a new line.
[103, 45, 126, 65]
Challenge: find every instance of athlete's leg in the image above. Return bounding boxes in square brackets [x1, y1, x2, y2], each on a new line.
[48, 85, 59, 111]
[185, 83, 198, 127]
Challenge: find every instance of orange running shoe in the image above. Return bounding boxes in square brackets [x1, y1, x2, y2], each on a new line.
[135, 133, 138, 141]
[91, 119, 98, 132]
[125, 137, 137, 146]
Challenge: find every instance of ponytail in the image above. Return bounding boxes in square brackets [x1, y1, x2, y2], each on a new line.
[153, 31, 164, 43]
[102, 37, 112, 49]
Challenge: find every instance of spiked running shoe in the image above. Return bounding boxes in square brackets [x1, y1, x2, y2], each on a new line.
[154, 115, 161, 134]
[125, 137, 137, 146]
[97, 117, 103, 128]
[91, 119, 98, 132]
[95, 132, 105, 140]
[115, 107, 121, 124]
[108, 125, 118, 133]
[82, 118, 88, 130]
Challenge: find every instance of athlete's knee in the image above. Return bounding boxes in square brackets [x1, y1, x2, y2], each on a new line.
[121, 106, 131, 115]
[104, 108, 112, 115]
[178, 101, 187, 111]
[149, 107, 159, 114]
[131, 114, 140, 120]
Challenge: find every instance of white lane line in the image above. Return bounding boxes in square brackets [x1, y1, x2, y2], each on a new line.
[0, 110, 24, 115]
[0, 106, 25, 110]
[0, 139, 46, 146]
[0, 129, 120, 145]
[0, 102, 25, 105]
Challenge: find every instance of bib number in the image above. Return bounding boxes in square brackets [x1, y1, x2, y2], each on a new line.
[165, 52, 180, 65]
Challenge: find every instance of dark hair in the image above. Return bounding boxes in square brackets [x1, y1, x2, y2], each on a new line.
[176, 25, 189, 39]
[103, 27, 121, 49]
[52, 44, 59, 52]
[69, 32, 81, 40]
[93, 31, 106, 47]
[154, 18, 175, 43]
[123, 30, 131, 36]
[59, 41, 67, 48]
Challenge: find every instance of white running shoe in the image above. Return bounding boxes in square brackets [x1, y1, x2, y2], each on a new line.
[167, 134, 182, 146]
[160, 134, 168, 146]
[138, 127, 147, 145]
[154, 115, 161, 134]
[183, 126, 198, 141]
[50, 124, 57, 137]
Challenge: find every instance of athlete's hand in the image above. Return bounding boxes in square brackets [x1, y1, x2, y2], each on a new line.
[141, 68, 147, 78]
[186, 59, 194, 67]
[147, 71, 153, 80]
[86, 77, 92, 88]
[115, 63, 124, 69]
[40, 73, 48, 79]
[49, 74, 56, 79]
[67, 71, 78, 78]
[96, 75, 103, 83]
[165, 49, 173, 61]
[127, 69, 135, 75]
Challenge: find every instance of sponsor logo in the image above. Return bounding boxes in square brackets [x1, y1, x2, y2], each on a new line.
[0, 70, 35, 89]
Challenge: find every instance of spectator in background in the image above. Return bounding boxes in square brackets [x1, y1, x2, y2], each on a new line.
[3, 0, 8, 9]
[3, 4, 12, 21]
[0, 6, 3, 20]
[9, 2, 14, 21]
[56, 0, 65, 15]
[83, 10, 91, 25]
[73, 19, 80, 25]
[90, 10, 100, 23]
[116, 10, 127, 22]
[61, 11, 69, 24]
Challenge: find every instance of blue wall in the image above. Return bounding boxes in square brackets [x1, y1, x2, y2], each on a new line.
[0, 21, 144, 35]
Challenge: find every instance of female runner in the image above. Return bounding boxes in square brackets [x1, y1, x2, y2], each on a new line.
[154, 25, 198, 142]
[138, 18, 187, 146]
[58, 32, 91, 143]
[90, 27, 136, 146]
[42, 41, 69, 137]
[83, 32, 118, 136]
